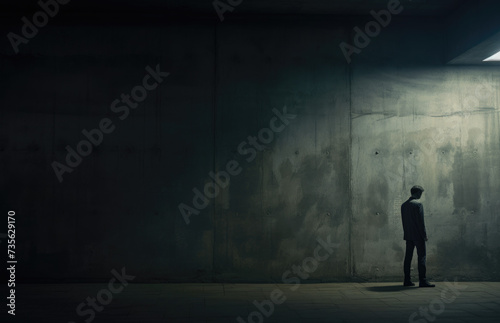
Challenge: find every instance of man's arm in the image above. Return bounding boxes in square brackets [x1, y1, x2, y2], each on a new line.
[419, 204, 428, 241]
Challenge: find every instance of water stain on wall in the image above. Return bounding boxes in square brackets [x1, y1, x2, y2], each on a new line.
[452, 149, 480, 211]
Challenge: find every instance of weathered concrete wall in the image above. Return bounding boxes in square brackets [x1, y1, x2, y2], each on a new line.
[1, 13, 499, 282]
[351, 18, 500, 281]
[211, 20, 351, 281]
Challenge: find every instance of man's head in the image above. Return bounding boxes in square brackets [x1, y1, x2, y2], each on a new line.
[411, 185, 424, 199]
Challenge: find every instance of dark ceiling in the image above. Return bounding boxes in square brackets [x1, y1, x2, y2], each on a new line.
[1, 0, 467, 16]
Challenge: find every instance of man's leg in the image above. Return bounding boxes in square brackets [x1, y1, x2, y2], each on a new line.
[415, 240, 427, 282]
[404, 240, 415, 284]
[415, 240, 434, 287]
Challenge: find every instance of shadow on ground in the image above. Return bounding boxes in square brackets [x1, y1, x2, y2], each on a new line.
[365, 285, 417, 292]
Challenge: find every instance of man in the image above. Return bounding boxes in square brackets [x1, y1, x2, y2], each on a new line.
[401, 185, 435, 287]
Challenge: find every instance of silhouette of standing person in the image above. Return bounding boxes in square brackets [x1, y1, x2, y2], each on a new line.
[401, 185, 435, 287]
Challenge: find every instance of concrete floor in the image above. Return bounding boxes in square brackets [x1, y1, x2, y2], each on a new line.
[9, 282, 500, 322]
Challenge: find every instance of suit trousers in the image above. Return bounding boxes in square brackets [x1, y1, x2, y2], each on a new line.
[404, 240, 427, 282]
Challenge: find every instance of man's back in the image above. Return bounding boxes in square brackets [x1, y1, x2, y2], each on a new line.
[401, 197, 427, 241]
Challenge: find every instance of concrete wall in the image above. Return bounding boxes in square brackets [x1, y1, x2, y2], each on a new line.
[351, 18, 500, 281]
[1, 13, 499, 282]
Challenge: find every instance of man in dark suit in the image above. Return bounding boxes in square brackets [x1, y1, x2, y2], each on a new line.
[401, 185, 435, 287]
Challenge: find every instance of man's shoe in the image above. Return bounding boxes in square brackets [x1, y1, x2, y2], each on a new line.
[419, 281, 435, 287]
[403, 281, 415, 286]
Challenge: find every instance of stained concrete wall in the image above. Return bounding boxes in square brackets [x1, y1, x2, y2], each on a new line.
[1, 13, 499, 282]
[351, 18, 500, 281]
[212, 20, 351, 281]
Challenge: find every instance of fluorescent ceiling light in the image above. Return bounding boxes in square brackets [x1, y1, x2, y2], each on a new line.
[483, 50, 500, 61]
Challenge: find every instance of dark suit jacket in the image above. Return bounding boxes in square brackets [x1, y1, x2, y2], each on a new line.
[401, 197, 427, 241]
